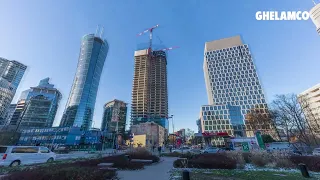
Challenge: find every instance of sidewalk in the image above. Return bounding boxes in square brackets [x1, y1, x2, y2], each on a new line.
[117, 157, 177, 180]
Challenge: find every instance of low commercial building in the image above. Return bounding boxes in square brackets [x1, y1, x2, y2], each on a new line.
[131, 121, 165, 147]
[18, 127, 113, 149]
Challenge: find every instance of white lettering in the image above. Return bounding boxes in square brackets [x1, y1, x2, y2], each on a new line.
[280, 12, 286, 20]
[262, 11, 269, 20]
[256, 11, 262, 20]
[274, 12, 279, 20]
[296, 11, 302, 20]
[256, 11, 309, 21]
[302, 11, 310, 20]
[270, 11, 275, 20]
[287, 11, 296, 20]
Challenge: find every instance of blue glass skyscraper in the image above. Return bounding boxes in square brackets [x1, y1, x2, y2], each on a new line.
[10, 78, 62, 130]
[0, 58, 27, 125]
[60, 33, 109, 130]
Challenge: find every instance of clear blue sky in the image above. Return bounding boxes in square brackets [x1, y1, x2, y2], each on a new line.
[0, 0, 319, 133]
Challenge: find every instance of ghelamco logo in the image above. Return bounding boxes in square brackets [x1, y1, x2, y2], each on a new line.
[256, 11, 310, 20]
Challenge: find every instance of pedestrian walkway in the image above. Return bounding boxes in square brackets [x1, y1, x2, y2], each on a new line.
[117, 157, 177, 180]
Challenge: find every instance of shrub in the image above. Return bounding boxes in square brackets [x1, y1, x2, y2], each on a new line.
[173, 159, 187, 168]
[2, 167, 116, 180]
[290, 155, 320, 172]
[249, 150, 272, 167]
[242, 152, 251, 163]
[225, 151, 246, 169]
[126, 147, 160, 163]
[270, 151, 294, 169]
[188, 153, 237, 169]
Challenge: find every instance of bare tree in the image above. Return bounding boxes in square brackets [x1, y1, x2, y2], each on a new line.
[298, 94, 320, 134]
[246, 106, 280, 140]
[271, 94, 319, 147]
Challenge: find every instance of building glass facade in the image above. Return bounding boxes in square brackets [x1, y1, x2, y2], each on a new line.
[60, 34, 109, 130]
[202, 36, 270, 137]
[9, 78, 61, 130]
[18, 127, 112, 147]
[101, 99, 127, 135]
[0, 58, 27, 125]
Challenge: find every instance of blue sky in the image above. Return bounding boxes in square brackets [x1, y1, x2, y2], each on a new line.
[0, 0, 319, 132]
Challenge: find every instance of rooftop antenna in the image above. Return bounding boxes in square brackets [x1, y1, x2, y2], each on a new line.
[96, 25, 100, 36]
[313, 0, 317, 5]
[100, 26, 104, 38]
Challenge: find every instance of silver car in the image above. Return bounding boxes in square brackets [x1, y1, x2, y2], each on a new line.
[172, 147, 191, 154]
[200, 147, 224, 154]
[0, 146, 56, 167]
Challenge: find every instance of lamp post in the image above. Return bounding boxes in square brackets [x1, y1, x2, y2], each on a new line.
[168, 115, 175, 146]
[51, 128, 60, 149]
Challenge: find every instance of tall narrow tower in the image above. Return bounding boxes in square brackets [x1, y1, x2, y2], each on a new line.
[131, 49, 168, 128]
[60, 32, 109, 130]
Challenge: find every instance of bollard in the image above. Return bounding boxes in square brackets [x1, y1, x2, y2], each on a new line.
[182, 170, 190, 180]
[298, 163, 310, 178]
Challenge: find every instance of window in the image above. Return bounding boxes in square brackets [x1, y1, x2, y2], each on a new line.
[0, 147, 7, 153]
[40, 147, 50, 153]
[12, 147, 39, 153]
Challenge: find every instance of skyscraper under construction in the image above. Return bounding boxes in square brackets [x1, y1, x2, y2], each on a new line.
[131, 48, 168, 128]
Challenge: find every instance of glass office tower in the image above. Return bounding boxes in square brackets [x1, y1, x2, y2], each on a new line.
[201, 35, 270, 138]
[0, 58, 27, 125]
[9, 78, 62, 130]
[60, 34, 109, 130]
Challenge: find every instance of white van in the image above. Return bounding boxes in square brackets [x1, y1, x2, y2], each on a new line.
[0, 146, 56, 167]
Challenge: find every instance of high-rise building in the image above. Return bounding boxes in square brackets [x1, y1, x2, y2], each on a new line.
[201, 35, 270, 138]
[3, 104, 16, 125]
[9, 99, 27, 128]
[298, 83, 320, 134]
[131, 49, 168, 128]
[60, 33, 109, 130]
[101, 99, 127, 135]
[9, 78, 62, 130]
[0, 58, 27, 125]
[310, 3, 320, 35]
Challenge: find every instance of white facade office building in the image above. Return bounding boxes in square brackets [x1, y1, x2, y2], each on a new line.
[201, 35, 271, 138]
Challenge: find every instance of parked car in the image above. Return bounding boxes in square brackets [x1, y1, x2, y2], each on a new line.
[172, 147, 191, 154]
[0, 146, 56, 167]
[200, 147, 224, 154]
[313, 148, 320, 156]
[189, 148, 201, 154]
[53, 146, 70, 154]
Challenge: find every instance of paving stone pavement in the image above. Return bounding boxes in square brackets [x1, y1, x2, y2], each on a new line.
[117, 157, 177, 180]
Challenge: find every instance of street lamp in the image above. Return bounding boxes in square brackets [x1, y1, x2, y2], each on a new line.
[51, 128, 60, 149]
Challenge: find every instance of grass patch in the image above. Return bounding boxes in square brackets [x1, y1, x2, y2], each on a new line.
[171, 169, 320, 180]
